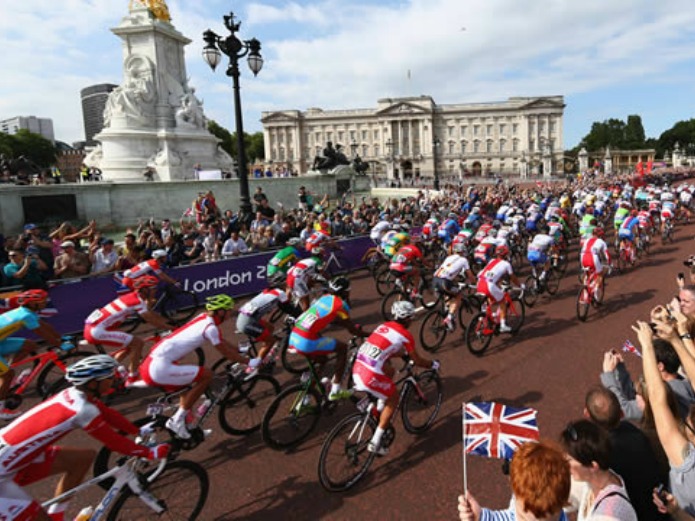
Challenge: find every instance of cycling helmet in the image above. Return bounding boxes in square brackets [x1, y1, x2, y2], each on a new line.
[17, 289, 48, 306]
[268, 271, 287, 288]
[630, 209, 638, 217]
[495, 244, 510, 257]
[391, 300, 416, 321]
[152, 249, 167, 259]
[453, 242, 466, 253]
[132, 275, 159, 290]
[205, 294, 235, 311]
[448, 212, 458, 220]
[287, 237, 303, 247]
[311, 246, 324, 256]
[328, 276, 351, 295]
[488, 228, 498, 238]
[66, 354, 118, 387]
[593, 226, 605, 237]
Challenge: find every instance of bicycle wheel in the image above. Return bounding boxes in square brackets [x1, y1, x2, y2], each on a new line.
[592, 277, 605, 306]
[279, 337, 309, 375]
[218, 374, 281, 436]
[507, 297, 526, 334]
[107, 460, 209, 521]
[37, 350, 94, 398]
[545, 268, 561, 296]
[465, 312, 494, 356]
[261, 383, 322, 450]
[381, 289, 408, 321]
[576, 287, 590, 321]
[419, 310, 448, 353]
[419, 276, 438, 310]
[375, 266, 392, 296]
[401, 370, 443, 434]
[160, 289, 199, 326]
[522, 275, 539, 307]
[318, 412, 376, 492]
[457, 296, 480, 336]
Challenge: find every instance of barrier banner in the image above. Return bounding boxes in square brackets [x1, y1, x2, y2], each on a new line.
[44, 234, 374, 334]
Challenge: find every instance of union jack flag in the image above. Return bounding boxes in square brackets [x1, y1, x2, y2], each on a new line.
[622, 339, 642, 358]
[463, 402, 539, 459]
[182, 208, 193, 217]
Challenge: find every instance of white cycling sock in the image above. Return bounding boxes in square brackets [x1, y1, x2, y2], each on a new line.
[371, 427, 385, 446]
[171, 407, 188, 423]
[330, 382, 341, 395]
[501, 320, 508, 327]
[47, 502, 68, 515]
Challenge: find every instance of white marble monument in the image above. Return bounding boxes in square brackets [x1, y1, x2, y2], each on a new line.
[85, 0, 234, 181]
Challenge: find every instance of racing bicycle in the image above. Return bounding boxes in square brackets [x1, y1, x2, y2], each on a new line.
[464, 285, 525, 356]
[418, 283, 482, 352]
[523, 262, 562, 308]
[122, 283, 199, 333]
[576, 266, 606, 322]
[380, 271, 437, 321]
[317, 357, 442, 492]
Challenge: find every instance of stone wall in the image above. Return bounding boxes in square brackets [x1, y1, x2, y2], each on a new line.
[0, 173, 370, 234]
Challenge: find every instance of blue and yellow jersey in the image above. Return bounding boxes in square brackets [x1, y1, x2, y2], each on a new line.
[292, 295, 350, 340]
[0, 307, 40, 341]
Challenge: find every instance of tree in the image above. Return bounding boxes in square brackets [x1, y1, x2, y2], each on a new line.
[207, 120, 233, 156]
[657, 119, 695, 159]
[206, 120, 265, 164]
[3, 130, 57, 167]
[624, 115, 646, 149]
[247, 132, 265, 163]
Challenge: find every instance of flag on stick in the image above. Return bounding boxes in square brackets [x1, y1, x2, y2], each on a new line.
[463, 402, 539, 460]
[622, 339, 642, 358]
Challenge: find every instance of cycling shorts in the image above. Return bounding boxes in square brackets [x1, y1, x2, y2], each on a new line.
[476, 279, 504, 303]
[288, 332, 336, 356]
[389, 263, 413, 274]
[352, 364, 395, 401]
[581, 252, 603, 274]
[618, 230, 634, 241]
[433, 277, 460, 295]
[83, 324, 134, 348]
[139, 356, 203, 392]
[0, 446, 60, 521]
[526, 250, 547, 265]
[0, 338, 26, 357]
[236, 315, 273, 344]
[661, 210, 674, 220]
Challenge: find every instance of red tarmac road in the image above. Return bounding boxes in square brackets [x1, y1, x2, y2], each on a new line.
[28, 222, 693, 520]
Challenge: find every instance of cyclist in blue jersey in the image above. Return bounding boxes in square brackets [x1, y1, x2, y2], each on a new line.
[0, 290, 71, 419]
[618, 210, 640, 263]
[437, 213, 461, 244]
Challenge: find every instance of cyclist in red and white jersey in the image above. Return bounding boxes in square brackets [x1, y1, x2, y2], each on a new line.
[476, 245, 523, 333]
[305, 221, 337, 253]
[388, 241, 428, 298]
[120, 249, 178, 290]
[0, 355, 169, 521]
[139, 294, 253, 440]
[287, 251, 325, 311]
[83, 275, 173, 385]
[352, 301, 439, 456]
[580, 226, 611, 290]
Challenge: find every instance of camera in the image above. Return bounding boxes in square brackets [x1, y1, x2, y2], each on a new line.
[656, 483, 669, 501]
[684, 255, 695, 268]
[26, 245, 39, 256]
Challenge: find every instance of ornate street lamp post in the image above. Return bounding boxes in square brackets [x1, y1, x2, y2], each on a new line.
[202, 12, 263, 214]
[433, 136, 441, 190]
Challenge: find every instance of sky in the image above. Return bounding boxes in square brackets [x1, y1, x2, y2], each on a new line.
[2, 0, 695, 149]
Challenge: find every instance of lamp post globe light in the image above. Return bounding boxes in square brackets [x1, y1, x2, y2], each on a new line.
[202, 12, 263, 214]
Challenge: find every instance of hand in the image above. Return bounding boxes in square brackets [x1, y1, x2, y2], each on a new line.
[671, 307, 691, 336]
[653, 487, 680, 515]
[147, 443, 171, 461]
[458, 492, 481, 521]
[139, 421, 157, 438]
[602, 351, 619, 373]
[631, 320, 654, 349]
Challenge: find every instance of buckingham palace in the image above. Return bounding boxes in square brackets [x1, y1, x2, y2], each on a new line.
[261, 95, 565, 182]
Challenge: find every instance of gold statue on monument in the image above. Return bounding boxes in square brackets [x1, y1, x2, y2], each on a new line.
[129, 0, 171, 22]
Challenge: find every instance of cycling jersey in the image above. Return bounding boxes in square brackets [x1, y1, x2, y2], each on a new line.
[83, 292, 148, 347]
[289, 295, 350, 355]
[437, 219, 460, 243]
[287, 257, 323, 298]
[619, 216, 639, 240]
[267, 246, 299, 276]
[383, 232, 409, 258]
[581, 237, 610, 273]
[389, 244, 423, 273]
[237, 288, 290, 343]
[527, 234, 554, 265]
[305, 230, 330, 252]
[0, 307, 40, 366]
[547, 222, 563, 244]
[353, 322, 415, 400]
[476, 258, 514, 303]
[148, 313, 222, 362]
[434, 254, 470, 280]
[473, 237, 498, 264]
[370, 221, 391, 242]
[614, 207, 630, 228]
[122, 259, 163, 288]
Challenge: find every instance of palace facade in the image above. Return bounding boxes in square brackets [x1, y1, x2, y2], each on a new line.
[261, 95, 565, 181]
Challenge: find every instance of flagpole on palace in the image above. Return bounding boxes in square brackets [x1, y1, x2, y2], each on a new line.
[462, 402, 468, 495]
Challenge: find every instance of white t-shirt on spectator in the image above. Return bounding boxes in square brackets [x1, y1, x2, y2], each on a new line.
[222, 237, 248, 257]
[92, 248, 118, 273]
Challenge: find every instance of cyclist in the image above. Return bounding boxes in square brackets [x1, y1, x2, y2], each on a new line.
[286, 249, 326, 311]
[83, 275, 173, 386]
[388, 240, 428, 299]
[289, 277, 366, 401]
[433, 242, 477, 332]
[0, 355, 169, 521]
[266, 237, 302, 277]
[618, 210, 640, 263]
[305, 221, 335, 253]
[383, 226, 410, 259]
[437, 213, 461, 245]
[526, 229, 555, 280]
[613, 201, 631, 232]
[476, 245, 523, 333]
[420, 216, 440, 241]
[369, 217, 392, 245]
[580, 226, 611, 291]
[352, 301, 440, 456]
[236, 272, 301, 370]
[472, 228, 499, 268]
[120, 249, 178, 290]
[661, 194, 677, 236]
[0, 290, 71, 420]
[139, 294, 255, 439]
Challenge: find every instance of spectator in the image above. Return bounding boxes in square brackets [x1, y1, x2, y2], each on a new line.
[192, 192, 205, 224]
[584, 386, 667, 520]
[249, 226, 270, 252]
[270, 214, 284, 236]
[49, 221, 94, 255]
[250, 212, 270, 233]
[90, 238, 118, 275]
[22, 224, 54, 278]
[458, 440, 570, 521]
[274, 222, 294, 247]
[120, 232, 137, 257]
[560, 419, 638, 520]
[221, 230, 248, 257]
[160, 219, 174, 243]
[253, 186, 268, 209]
[258, 198, 276, 220]
[163, 234, 184, 267]
[115, 244, 144, 272]
[181, 234, 204, 264]
[3, 248, 48, 290]
[634, 320, 695, 517]
[202, 224, 222, 261]
[53, 241, 91, 279]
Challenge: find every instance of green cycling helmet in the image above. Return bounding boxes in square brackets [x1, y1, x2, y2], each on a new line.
[205, 294, 235, 311]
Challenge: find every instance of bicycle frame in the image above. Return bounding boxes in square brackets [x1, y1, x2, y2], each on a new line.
[10, 350, 62, 395]
[42, 458, 166, 520]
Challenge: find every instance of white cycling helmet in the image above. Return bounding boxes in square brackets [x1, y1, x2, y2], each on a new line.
[66, 355, 118, 387]
[152, 249, 167, 259]
[287, 237, 303, 246]
[391, 300, 416, 321]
